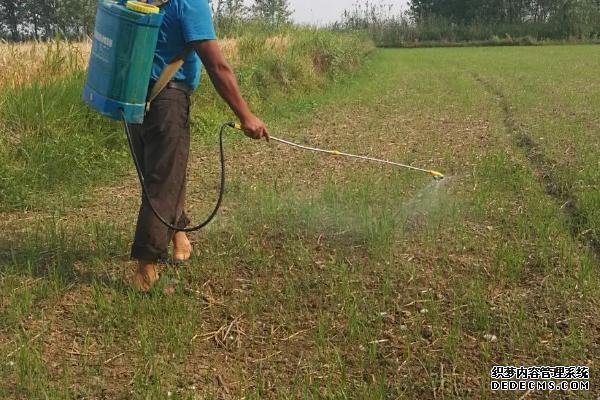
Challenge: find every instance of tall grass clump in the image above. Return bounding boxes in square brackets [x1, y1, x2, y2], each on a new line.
[193, 26, 374, 127]
[0, 73, 126, 211]
[0, 29, 373, 212]
[225, 26, 371, 97]
[0, 41, 124, 211]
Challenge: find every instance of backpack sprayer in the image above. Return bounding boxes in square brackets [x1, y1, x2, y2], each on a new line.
[83, 0, 444, 232]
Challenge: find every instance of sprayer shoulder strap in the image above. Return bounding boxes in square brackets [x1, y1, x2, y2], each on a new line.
[146, 45, 193, 109]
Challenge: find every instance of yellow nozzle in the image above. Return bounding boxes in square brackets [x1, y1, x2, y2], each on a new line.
[233, 123, 242, 130]
[330, 150, 342, 156]
[429, 170, 445, 180]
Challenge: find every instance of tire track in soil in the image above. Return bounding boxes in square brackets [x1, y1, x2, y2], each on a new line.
[472, 72, 600, 263]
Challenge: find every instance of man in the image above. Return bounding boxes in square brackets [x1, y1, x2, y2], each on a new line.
[131, 0, 269, 291]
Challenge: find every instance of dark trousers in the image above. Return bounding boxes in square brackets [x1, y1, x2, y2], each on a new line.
[130, 87, 191, 261]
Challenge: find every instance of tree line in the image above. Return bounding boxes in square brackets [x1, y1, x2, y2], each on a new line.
[409, 0, 600, 37]
[0, 0, 96, 41]
[339, 0, 600, 44]
[0, 0, 293, 41]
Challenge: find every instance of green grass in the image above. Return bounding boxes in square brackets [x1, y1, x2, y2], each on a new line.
[0, 72, 125, 210]
[1, 46, 599, 398]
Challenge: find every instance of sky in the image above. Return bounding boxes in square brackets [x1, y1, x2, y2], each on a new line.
[288, 0, 408, 25]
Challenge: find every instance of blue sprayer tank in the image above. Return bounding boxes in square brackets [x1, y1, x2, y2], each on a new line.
[83, 1, 164, 123]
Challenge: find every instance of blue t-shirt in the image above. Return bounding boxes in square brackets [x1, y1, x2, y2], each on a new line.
[150, 0, 217, 90]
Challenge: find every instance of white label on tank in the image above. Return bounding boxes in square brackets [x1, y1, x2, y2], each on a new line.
[94, 30, 113, 48]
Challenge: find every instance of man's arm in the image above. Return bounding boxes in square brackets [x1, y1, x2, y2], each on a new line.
[191, 40, 269, 141]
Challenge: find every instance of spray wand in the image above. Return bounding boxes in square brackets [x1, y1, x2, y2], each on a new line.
[228, 123, 445, 181]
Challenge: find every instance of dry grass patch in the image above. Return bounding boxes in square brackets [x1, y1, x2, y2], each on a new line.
[0, 40, 89, 89]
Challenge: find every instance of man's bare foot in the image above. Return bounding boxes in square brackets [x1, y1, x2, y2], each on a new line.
[172, 231, 192, 261]
[131, 261, 160, 292]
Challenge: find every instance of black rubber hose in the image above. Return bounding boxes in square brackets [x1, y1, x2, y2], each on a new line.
[121, 109, 232, 232]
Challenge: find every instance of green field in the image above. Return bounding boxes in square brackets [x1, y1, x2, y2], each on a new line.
[1, 45, 599, 399]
